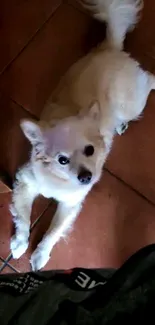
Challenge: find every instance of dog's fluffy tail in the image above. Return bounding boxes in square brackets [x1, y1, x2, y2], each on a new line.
[81, 0, 143, 50]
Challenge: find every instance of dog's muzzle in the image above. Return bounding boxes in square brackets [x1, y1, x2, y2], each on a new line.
[78, 168, 92, 185]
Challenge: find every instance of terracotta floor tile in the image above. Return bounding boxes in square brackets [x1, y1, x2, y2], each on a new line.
[0, 180, 11, 193]
[122, 0, 155, 75]
[0, 259, 4, 270]
[106, 92, 155, 203]
[0, 192, 50, 260]
[0, 193, 12, 260]
[0, 0, 61, 73]
[0, 94, 35, 177]
[0, 0, 25, 16]
[125, 0, 155, 64]
[0, 4, 103, 118]
[9, 171, 155, 272]
[0, 264, 17, 274]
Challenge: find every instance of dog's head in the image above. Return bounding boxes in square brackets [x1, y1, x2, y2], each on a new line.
[21, 102, 109, 188]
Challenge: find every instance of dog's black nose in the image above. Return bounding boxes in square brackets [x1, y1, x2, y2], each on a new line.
[78, 168, 92, 185]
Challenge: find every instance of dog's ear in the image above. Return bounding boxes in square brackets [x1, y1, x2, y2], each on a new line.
[88, 101, 101, 120]
[20, 119, 43, 145]
[79, 100, 101, 120]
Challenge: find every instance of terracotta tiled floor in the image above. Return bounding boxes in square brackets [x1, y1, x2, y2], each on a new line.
[0, 0, 155, 274]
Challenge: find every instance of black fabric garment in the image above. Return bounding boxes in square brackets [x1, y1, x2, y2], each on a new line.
[0, 244, 155, 324]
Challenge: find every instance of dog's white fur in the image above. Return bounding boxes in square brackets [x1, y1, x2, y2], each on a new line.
[10, 0, 155, 271]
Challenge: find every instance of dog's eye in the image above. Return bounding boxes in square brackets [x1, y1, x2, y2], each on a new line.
[58, 155, 70, 165]
[84, 145, 94, 157]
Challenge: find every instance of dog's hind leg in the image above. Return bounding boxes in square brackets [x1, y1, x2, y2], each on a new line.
[115, 69, 155, 135]
[148, 73, 155, 92]
[116, 122, 129, 135]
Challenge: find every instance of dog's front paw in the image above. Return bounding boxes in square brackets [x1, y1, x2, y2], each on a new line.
[30, 247, 50, 271]
[11, 235, 29, 259]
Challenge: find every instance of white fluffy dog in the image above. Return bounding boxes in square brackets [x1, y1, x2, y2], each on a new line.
[10, 0, 154, 271]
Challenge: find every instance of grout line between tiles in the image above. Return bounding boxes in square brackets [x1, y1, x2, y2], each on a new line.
[0, 257, 19, 273]
[0, 92, 40, 128]
[5, 255, 22, 274]
[0, 256, 7, 264]
[3, 262, 19, 273]
[7, 262, 19, 273]
[30, 200, 54, 230]
[0, 257, 5, 272]
[10, 97, 40, 121]
[0, 2, 61, 77]
[0, 1, 63, 118]
[104, 167, 155, 207]
[0, 2, 93, 118]
[5, 254, 12, 264]
[0, 263, 6, 272]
